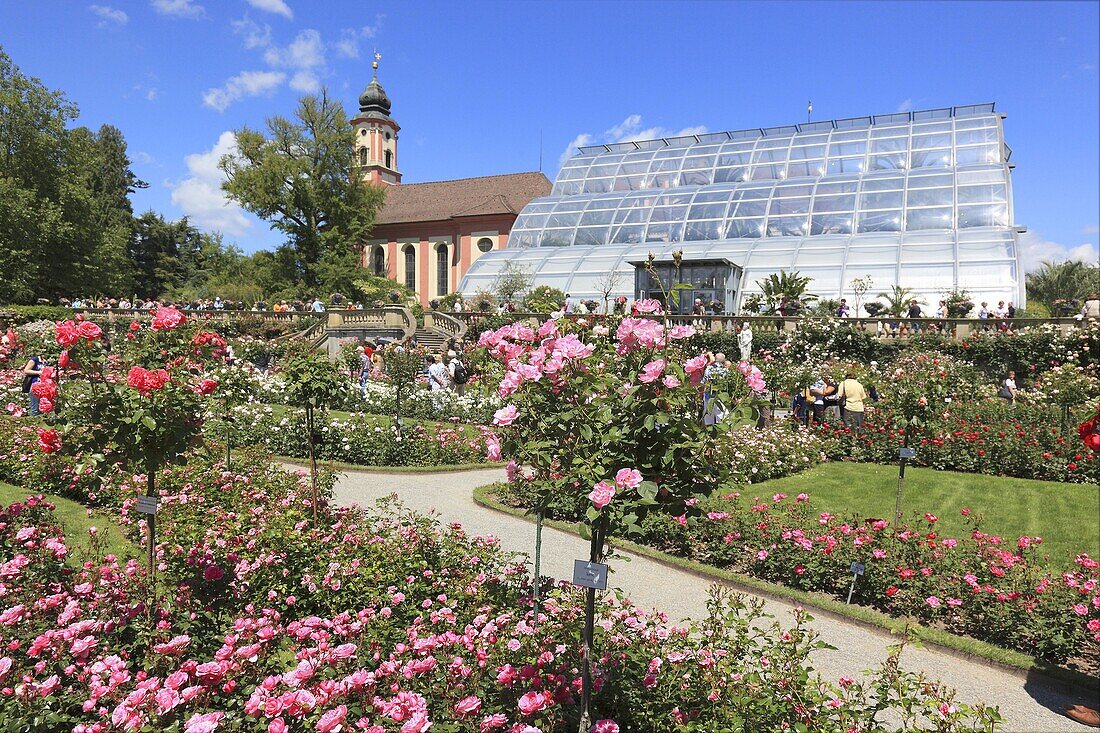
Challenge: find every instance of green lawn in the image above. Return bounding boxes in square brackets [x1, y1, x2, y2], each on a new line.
[0, 482, 139, 564]
[740, 463, 1099, 566]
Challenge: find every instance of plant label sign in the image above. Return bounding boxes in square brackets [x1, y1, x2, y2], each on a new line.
[136, 496, 159, 515]
[572, 560, 608, 590]
[899, 447, 916, 459]
[850, 562, 865, 576]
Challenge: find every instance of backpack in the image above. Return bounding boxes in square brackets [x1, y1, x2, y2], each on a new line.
[21, 357, 39, 393]
[452, 360, 469, 385]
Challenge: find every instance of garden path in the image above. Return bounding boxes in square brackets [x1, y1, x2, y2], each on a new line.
[319, 465, 1098, 732]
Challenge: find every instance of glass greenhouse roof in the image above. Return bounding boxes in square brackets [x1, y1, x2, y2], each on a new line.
[460, 103, 1023, 309]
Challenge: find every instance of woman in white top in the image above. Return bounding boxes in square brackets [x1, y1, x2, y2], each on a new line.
[1000, 371, 1017, 403]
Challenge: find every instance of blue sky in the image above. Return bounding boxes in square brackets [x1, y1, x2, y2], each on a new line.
[1, 0, 1097, 269]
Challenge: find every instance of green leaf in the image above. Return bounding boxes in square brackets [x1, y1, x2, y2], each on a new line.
[141, 416, 157, 431]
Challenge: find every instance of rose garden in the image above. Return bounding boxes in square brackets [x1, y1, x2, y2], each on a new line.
[0, 300, 1096, 733]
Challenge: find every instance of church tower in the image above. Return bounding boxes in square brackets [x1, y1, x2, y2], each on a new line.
[352, 53, 401, 185]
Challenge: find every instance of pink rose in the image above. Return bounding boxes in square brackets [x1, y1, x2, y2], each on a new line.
[614, 468, 642, 491]
[486, 435, 502, 462]
[517, 690, 549, 716]
[54, 320, 81, 348]
[669, 325, 695, 340]
[493, 405, 519, 426]
[662, 374, 681, 388]
[78, 321, 103, 341]
[684, 355, 708, 385]
[638, 359, 665, 384]
[316, 705, 348, 733]
[453, 695, 482, 717]
[592, 721, 620, 733]
[588, 481, 616, 509]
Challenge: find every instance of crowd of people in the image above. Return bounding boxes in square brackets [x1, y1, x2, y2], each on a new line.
[350, 336, 471, 399]
[62, 296, 355, 313]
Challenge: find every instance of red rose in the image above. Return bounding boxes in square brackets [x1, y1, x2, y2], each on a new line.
[130, 321, 141, 332]
[37, 428, 61, 453]
[151, 307, 186, 331]
[57, 350, 70, 368]
[54, 320, 81, 348]
[77, 321, 102, 341]
[886, 586, 899, 597]
[196, 379, 218, 396]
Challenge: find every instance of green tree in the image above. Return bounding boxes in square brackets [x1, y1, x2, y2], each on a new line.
[876, 285, 920, 317]
[221, 90, 385, 296]
[1026, 260, 1100, 313]
[756, 270, 817, 310]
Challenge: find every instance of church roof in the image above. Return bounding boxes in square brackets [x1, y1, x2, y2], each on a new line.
[373, 172, 552, 225]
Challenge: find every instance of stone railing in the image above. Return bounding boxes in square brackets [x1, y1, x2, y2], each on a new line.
[423, 311, 468, 341]
[450, 312, 1089, 339]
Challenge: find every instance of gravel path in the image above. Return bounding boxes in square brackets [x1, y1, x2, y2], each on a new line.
[317, 464, 1098, 733]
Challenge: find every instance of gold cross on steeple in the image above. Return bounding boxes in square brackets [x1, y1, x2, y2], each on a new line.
[372, 50, 381, 72]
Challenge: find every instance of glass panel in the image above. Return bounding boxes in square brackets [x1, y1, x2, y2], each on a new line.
[905, 207, 953, 230]
[726, 218, 764, 238]
[731, 199, 768, 217]
[546, 212, 581, 227]
[775, 184, 814, 197]
[910, 149, 951, 168]
[857, 210, 902, 233]
[750, 164, 784, 180]
[861, 176, 903, 191]
[956, 128, 997, 145]
[786, 161, 824, 178]
[573, 227, 609, 246]
[871, 125, 909, 139]
[860, 190, 904, 209]
[713, 167, 748, 183]
[685, 220, 722, 240]
[831, 129, 869, 141]
[679, 170, 713, 186]
[583, 179, 612, 193]
[770, 197, 810, 215]
[957, 184, 1007, 204]
[683, 154, 717, 168]
[828, 141, 867, 156]
[539, 229, 574, 247]
[718, 151, 752, 166]
[811, 213, 853, 235]
[827, 157, 866, 174]
[906, 187, 952, 207]
[958, 204, 1008, 228]
[767, 216, 808, 237]
[871, 137, 908, 153]
[508, 231, 538, 248]
[955, 144, 1000, 165]
[612, 175, 645, 191]
[753, 148, 789, 163]
[579, 209, 615, 225]
[610, 224, 644, 244]
[912, 133, 952, 149]
[790, 144, 827, 160]
[908, 173, 954, 188]
[689, 203, 728, 219]
[813, 194, 856, 212]
[869, 154, 906, 171]
[645, 222, 683, 242]
[650, 206, 688, 222]
[553, 181, 583, 196]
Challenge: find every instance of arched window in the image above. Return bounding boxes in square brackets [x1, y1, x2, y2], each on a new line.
[476, 237, 494, 253]
[372, 246, 385, 276]
[404, 246, 416, 290]
[358, 147, 369, 166]
[384, 149, 393, 169]
[436, 243, 449, 296]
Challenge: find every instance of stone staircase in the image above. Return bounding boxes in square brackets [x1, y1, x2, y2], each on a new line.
[413, 328, 448, 352]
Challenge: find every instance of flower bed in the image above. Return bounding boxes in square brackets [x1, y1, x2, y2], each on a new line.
[0, 449, 1001, 732]
[223, 403, 497, 467]
[815, 402, 1099, 484]
[494, 477, 1100, 667]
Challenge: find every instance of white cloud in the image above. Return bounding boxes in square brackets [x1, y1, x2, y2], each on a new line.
[145, 87, 158, 101]
[232, 17, 272, 49]
[170, 131, 251, 237]
[335, 16, 384, 59]
[245, 0, 292, 19]
[133, 151, 155, 165]
[151, 0, 204, 19]
[897, 98, 914, 113]
[1018, 230, 1100, 272]
[1083, 225, 1100, 234]
[89, 4, 128, 26]
[263, 28, 324, 70]
[201, 70, 285, 112]
[289, 70, 320, 93]
[558, 115, 708, 167]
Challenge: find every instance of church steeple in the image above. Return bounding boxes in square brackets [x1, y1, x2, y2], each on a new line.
[351, 52, 401, 185]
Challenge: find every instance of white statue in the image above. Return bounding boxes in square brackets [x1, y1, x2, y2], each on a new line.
[738, 322, 753, 362]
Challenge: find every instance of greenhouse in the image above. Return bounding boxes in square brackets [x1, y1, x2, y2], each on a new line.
[459, 103, 1025, 313]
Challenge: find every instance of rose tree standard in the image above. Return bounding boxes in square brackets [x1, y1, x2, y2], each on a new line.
[480, 306, 764, 731]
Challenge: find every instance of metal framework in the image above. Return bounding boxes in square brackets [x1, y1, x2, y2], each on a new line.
[459, 104, 1024, 309]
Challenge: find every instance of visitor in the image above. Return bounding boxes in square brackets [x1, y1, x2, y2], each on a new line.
[357, 346, 370, 396]
[822, 376, 842, 421]
[808, 375, 834, 425]
[906, 299, 923, 333]
[22, 354, 45, 416]
[998, 371, 1017, 404]
[224, 343, 236, 366]
[995, 300, 1009, 331]
[837, 373, 868, 432]
[428, 354, 450, 391]
[564, 293, 575, 314]
[311, 298, 326, 313]
[453, 295, 464, 313]
[448, 350, 469, 396]
[1006, 301, 1016, 319]
[978, 301, 990, 331]
[836, 299, 850, 318]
